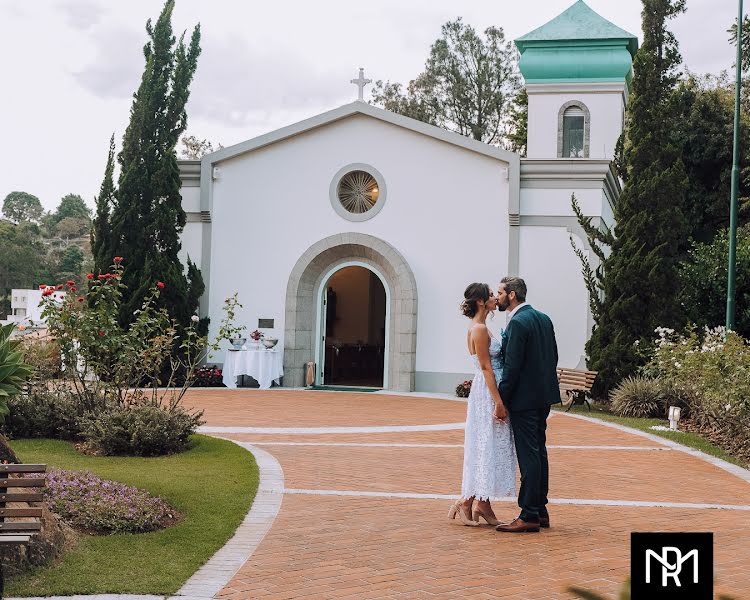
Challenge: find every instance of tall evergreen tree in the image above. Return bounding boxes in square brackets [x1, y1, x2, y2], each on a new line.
[585, 0, 690, 397]
[91, 134, 116, 274]
[106, 0, 203, 328]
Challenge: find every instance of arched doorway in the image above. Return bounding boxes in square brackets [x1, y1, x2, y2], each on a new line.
[284, 233, 417, 392]
[317, 263, 388, 388]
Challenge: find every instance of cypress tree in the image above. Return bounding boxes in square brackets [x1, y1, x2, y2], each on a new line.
[91, 134, 116, 274]
[107, 0, 203, 327]
[585, 0, 689, 396]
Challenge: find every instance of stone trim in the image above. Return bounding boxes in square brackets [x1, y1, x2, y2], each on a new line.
[526, 81, 629, 103]
[284, 233, 418, 392]
[520, 159, 621, 215]
[557, 101, 591, 159]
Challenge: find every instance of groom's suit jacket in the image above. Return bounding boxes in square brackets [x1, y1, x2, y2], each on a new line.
[498, 305, 561, 412]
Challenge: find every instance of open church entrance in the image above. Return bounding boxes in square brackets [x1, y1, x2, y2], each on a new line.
[322, 265, 386, 387]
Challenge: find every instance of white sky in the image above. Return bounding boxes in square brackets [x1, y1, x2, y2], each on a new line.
[0, 0, 742, 212]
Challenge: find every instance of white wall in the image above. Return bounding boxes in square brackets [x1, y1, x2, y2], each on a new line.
[179, 221, 203, 269]
[202, 113, 510, 377]
[527, 90, 624, 160]
[517, 227, 589, 369]
[521, 187, 604, 218]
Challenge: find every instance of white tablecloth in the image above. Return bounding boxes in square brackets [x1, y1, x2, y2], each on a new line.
[222, 349, 284, 389]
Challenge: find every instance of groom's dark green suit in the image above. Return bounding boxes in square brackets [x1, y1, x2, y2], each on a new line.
[498, 304, 561, 523]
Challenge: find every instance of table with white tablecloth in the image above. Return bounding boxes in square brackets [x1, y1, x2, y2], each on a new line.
[222, 348, 283, 389]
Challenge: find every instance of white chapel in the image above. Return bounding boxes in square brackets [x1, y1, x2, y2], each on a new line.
[177, 1, 637, 393]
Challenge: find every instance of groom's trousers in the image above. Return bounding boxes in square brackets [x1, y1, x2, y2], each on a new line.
[510, 406, 551, 523]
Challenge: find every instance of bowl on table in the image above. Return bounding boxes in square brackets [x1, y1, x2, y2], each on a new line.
[261, 337, 278, 350]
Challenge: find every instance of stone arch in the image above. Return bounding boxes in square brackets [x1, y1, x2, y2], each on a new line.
[557, 100, 591, 158]
[284, 233, 417, 391]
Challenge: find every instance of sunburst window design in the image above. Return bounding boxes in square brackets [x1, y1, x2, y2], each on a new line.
[337, 170, 380, 214]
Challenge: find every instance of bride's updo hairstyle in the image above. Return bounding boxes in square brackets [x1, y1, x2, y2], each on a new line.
[460, 283, 491, 318]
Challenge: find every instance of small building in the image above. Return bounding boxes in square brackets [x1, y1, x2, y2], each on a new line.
[177, 1, 637, 392]
[2, 289, 65, 326]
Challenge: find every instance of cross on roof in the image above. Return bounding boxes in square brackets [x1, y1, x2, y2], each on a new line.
[350, 68, 372, 101]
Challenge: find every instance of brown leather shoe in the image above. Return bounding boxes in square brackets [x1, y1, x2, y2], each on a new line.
[539, 516, 550, 528]
[495, 518, 540, 533]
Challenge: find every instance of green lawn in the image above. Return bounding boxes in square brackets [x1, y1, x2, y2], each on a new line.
[7, 434, 259, 596]
[554, 403, 746, 468]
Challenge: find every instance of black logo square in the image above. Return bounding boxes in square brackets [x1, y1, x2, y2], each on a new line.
[631, 532, 713, 600]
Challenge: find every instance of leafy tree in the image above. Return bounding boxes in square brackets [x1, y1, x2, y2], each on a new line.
[729, 16, 750, 71]
[58, 245, 85, 279]
[51, 194, 91, 225]
[672, 74, 750, 243]
[180, 135, 223, 159]
[507, 88, 528, 156]
[106, 0, 203, 329]
[371, 18, 521, 147]
[55, 217, 90, 239]
[679, 225, 750, 338]
[583, 0, 690, 397]
[0, 222, 45, 314]
[91, 134, 116, 274]
[2, 192, 43, 223]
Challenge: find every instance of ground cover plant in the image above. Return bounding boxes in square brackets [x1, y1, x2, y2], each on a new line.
[6, 435, 259, 596]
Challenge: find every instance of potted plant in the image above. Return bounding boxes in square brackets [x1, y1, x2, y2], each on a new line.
[216, 294, 246, 349]
[249, 329, 264, 348]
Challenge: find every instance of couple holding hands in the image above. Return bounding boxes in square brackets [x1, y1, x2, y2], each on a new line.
[448, 277, 561, 533]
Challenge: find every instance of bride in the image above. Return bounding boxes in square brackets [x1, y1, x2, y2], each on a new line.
[448, 283, 517, 526]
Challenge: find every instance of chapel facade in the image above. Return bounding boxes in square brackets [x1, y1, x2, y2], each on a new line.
[177, 1, 637, 393]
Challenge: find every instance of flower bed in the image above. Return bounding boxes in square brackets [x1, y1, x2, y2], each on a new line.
[42, 468, 179, 534]
[192, 365, 224, 387]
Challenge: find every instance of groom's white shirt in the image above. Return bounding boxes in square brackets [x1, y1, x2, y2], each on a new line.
[507, 302, 528, 322]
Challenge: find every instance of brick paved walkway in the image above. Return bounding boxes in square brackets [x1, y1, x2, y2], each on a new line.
[181, 389, 750, 599]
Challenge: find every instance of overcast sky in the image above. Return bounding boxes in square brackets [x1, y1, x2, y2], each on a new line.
[0, 0, 742, 212]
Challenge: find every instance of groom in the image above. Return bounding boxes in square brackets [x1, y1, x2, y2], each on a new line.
[494, 277, 560, 533]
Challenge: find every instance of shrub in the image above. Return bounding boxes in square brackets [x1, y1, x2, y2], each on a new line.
[4, 390, 81, 439]
[455, 380, 472, 398]
[42, 468, 177, 534]
[77, 402, 203, 456]
[609, 376, 664, 418]
[193, 365, 224, 387]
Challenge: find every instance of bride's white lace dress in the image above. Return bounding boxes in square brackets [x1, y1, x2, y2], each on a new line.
[461, 334, 517, 500]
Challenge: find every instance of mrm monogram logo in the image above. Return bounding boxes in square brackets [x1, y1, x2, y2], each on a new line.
[645, 546, 698, 587]
[631, 533, 712, 600]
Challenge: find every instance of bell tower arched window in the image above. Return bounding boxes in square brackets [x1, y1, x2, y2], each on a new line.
[557, 101, 590, 158]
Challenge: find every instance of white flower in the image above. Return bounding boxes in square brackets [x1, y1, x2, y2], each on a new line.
[674, 362, 682, 368]
[191, 315, 200, 323]
[725, 403, 731, 411]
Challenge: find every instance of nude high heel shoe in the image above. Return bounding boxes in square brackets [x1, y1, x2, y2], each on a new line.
[472, 503, 501, 526]
[448, 500, 479, 526]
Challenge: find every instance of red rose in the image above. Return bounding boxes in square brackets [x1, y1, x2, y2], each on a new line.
[99, 331, 105, 336]
[70, 287, 77, 292]
[113, 256, 123, 263]
[39, 284, 47, 289]
[66, 280, 75, 286]
[156, 281, 165, 289]
[87, 273, 94, 279]
[77, 297, 85, 302]
[98, 275, 107, 280]
[56, 284, 64, 290]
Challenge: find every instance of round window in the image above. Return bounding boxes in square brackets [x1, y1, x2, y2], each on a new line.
[329, 164, 387, 222]
[338, 170, 379, 214]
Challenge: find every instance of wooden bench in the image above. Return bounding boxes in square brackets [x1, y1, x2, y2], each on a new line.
[557, 368, 598, 412]
[0, 463, 47, 596]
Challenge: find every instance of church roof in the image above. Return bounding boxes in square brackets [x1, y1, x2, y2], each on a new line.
[200, 102, 518, 167]
[516, 1, 637, 55]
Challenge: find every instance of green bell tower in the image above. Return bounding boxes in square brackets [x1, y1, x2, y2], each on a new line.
[515, 0, 638, 160]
